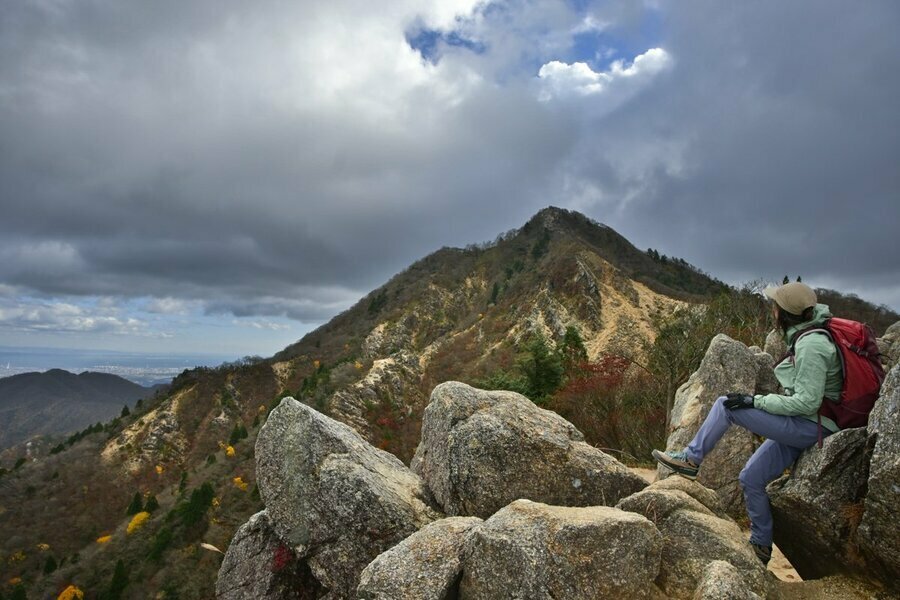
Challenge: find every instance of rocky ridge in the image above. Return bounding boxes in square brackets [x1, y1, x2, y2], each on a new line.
[219, 327, 900, 600]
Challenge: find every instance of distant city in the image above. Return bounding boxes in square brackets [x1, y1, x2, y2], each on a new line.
[0, 346, 237, 387]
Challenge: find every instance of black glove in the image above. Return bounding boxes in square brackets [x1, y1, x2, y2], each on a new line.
[723, 392, 754, 410]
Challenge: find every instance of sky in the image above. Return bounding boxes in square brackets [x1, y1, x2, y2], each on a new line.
[1, 0, 898, 357]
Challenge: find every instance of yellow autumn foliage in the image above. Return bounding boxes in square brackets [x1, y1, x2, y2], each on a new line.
[155, 465, 164, 475]
[226, 445, 235, 457]
[258, 404, 266, 413]
[8, 551, 25, 562]
[36, 543, 50, 551]
[232, 476, 249, 491]
[212, 497, 220, 507]
[127, 511, 150, 535]
[57, 585, 84, 600]
[354, 360, 363, 369]
[8, 577, 22, 585]
[96, 535, 112, 544]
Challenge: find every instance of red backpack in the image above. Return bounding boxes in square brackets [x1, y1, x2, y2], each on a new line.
[788, 317, 886, 430]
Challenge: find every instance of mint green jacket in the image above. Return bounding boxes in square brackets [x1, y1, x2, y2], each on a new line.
[753, 303, 843, 433]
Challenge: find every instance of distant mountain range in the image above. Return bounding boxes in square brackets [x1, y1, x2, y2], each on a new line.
[0, 369, 161, 450]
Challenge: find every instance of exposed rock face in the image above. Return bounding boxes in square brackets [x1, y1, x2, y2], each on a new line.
[692, 560, 762, 600]
[763, 329, 788, 363]
[327, 350, 422, 439]
[255, 397, 443, 598]
[877, 321, 900, 369]
[858, 363, 900, 585]
[216, 511, 325, 600]
[410, 381, 647, 518]
[459, 499, 663, 600]
[356, 516, 482, 600]
[767, 428, 869, 580]
[663, 335, 775, 515]
[617, 479, 774, 600]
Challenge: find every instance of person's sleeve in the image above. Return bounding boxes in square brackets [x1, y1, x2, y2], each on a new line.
[753, 334, 830, 416]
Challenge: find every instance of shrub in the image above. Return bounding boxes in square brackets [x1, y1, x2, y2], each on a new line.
[57, 585, 84, 600]
[126, 512, 150, 535]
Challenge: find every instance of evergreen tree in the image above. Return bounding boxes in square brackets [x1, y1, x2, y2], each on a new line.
[228, 424, 242, 446]
[105, 559, 129, 600]
[558, 326, 588, 374]
[120, 405, 130, 418]
[179, 482, 215, 526]
[43, 555, 58, 575]
[783, 275, 790, 284]
[489, 281, 500, 305]
[125, 492, 143, 516]
[144, 494, 160, 513]
[796, 275, 802, 282]
[517, 333, 564, 404]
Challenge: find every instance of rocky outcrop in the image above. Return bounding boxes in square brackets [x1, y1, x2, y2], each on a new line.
[876, 321, 900, 369]
[767, 428, 869, 580]
[356, 516, 481, 600]
[216, 511, 325, 600]
[459, 499, 663, 600]
[763, 329, 788, 362]
[857, 363, 900, 585]
[617, 478, 775, 599]
[327, 350, 422, 438]
[254, 397, 443, 598]
[662, 334, 776, 515]
[410, 381, 647, 518]
[693, 561, 762, 600]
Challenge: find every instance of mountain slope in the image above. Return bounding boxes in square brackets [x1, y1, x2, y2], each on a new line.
[0, 206, 733, 599]
[0, 370, 155, 450]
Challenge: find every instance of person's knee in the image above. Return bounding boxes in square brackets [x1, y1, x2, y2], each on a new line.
[739, 465, 764, 491]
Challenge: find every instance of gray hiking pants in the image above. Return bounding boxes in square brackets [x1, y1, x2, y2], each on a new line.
[683, 396, 828, 547]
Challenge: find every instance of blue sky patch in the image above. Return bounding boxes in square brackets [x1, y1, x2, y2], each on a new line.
[406, 27, 486, 64]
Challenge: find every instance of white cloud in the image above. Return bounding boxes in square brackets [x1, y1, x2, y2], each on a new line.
[231, 319, 292, 331]
[537, 47, 672, 102]
[0, 298, 154, 335]
[145, 297, 194, 315]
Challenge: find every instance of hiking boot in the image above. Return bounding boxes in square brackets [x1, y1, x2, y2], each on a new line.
[751, 542, 772, 566]
[652, 449, 699, 480]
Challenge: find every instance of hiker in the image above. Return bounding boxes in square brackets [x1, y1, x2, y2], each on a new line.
[652, 281, 843, 567]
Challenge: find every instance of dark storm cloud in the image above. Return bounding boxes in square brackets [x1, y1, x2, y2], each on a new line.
[0, 0, 898, 333]
[567, 2, 900, 306]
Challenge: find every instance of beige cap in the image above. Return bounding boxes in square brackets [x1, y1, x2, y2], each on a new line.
[764, 282, 817, 316]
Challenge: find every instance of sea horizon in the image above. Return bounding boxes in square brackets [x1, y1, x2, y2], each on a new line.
[0, 345, 239, 387]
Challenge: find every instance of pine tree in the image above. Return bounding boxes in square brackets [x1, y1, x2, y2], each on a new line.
[518, 333, 564, 404]
[120, 405, 130, 418]
[228, 424, 241, 446]
[559, 326, 588, 374]
[106, 559, 129, 600]
[43, 555, 58, 574]
[796, 275, 802, 282]
[783, 275, 790, 284]
[125, 491, 143, 515]
[144, 494, 160, 513]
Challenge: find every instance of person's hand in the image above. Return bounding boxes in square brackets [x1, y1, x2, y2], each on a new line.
[723, 393, 754, 410]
